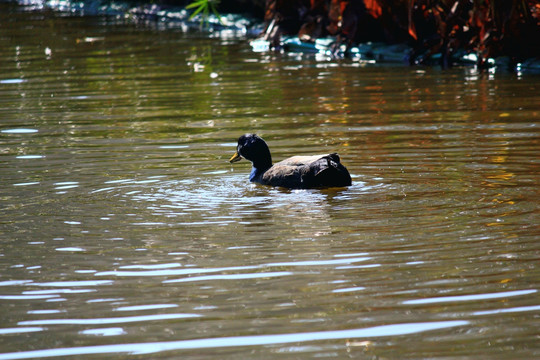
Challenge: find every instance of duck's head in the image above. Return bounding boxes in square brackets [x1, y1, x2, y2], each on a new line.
[229, 134, 272, 169]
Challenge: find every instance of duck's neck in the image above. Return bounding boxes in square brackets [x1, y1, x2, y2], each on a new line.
[249, 159, 272, 182]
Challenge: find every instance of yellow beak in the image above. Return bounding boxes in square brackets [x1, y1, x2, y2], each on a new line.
[229, 151, 242, 163]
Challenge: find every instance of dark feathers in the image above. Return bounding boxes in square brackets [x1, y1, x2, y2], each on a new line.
[230, 134, 351, 189]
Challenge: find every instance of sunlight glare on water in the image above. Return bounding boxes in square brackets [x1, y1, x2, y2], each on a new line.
[0, 3, 539, 360]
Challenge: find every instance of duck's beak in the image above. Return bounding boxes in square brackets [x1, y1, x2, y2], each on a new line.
[229, 152, 242, 163]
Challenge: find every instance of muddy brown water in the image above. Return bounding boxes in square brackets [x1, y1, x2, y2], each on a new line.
[1, 4, 539, 359]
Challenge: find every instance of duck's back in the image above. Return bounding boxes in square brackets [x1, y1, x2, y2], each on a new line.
[261, 153, 351, 189]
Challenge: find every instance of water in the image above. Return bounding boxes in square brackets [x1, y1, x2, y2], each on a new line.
[1, 3, 540, 359]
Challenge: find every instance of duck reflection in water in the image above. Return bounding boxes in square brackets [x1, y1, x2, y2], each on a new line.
[229, 134, 352, 189]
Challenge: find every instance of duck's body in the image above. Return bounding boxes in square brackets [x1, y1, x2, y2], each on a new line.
[230, 134, 351, 189]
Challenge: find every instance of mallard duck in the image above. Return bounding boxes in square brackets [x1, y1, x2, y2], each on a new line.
[229, 134, 352, 189]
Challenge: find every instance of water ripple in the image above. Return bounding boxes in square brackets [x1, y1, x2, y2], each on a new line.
[1, 128, 36, 133]
[95, 257, 372, 279]
[403, 289, 537, 305]
[0, 295, 60, 300]
[79, 327, 126, 337]
[0, 321, 468, 359]
[0, 327, 44, 335]
[18, 313, 201, 326]
[30, 281, 113, 287]
[472, 305, 540, 316]
[114, 304, 178, 312]
[164, 271, 292, 283]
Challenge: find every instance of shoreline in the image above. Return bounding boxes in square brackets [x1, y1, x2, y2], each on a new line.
[6, 0, 540, 73]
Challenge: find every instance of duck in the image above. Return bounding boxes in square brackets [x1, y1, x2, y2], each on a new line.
[229, 133, 352, 189]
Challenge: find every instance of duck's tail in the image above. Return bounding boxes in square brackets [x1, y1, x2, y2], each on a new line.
[313, 153, 352, 187]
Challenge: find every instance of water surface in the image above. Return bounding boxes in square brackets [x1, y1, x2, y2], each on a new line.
[1, 4, 539, 359]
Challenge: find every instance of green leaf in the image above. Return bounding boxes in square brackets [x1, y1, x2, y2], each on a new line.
[185, 0, 205, 8]
[188, 5, 205, 20]
[185, 0, 222, 26]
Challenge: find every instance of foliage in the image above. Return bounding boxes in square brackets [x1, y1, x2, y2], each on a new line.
[186, 0, 222, 26]
[259, 0, 540, 67]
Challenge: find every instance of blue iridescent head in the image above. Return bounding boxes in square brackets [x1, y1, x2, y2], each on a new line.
[229, 134, 273, 171]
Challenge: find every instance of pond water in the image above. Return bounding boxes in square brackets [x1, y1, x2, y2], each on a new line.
[1, 3, 539, 359]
